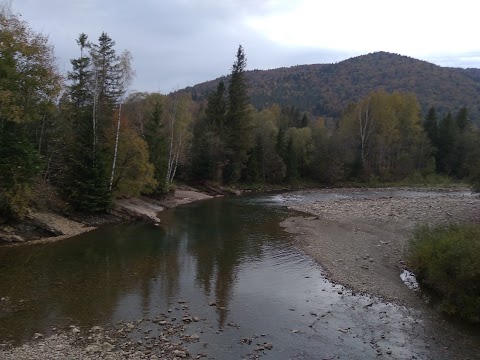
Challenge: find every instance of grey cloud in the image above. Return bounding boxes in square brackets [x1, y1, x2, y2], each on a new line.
[13, 1, 476, 94]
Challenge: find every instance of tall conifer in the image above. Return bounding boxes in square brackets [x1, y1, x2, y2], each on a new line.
[224, 45, 253, 182]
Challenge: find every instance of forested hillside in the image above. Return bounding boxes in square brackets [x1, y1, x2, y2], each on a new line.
[184, 52, 480, 122]
[1, 12, 480, 222]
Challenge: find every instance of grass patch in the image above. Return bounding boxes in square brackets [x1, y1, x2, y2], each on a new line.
[408, 224, 480, 323]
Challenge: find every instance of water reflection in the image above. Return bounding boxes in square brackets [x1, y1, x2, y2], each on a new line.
[0, 197, 290, 343]
[161, 198, 284, 328]
[0, 223, 174, 341]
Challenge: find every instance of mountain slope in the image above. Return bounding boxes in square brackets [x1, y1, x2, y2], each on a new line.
[183, 52, 480, 122]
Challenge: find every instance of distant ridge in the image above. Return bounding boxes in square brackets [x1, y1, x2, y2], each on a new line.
[181, 52, 480, 122]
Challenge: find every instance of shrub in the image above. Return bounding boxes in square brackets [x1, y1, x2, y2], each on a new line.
[408, 224, 480, 323]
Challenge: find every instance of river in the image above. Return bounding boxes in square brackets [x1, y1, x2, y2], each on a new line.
[0, 192, 478, 359]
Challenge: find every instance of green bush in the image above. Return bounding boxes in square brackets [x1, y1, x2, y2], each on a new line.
[408, 224, 480, 323]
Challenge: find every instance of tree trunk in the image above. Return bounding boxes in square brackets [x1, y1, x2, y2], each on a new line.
[109, 103, 122, 191]
[358, 101, 372, 169]
[92, 69, 99, 162]
[165, 100, 177, 186]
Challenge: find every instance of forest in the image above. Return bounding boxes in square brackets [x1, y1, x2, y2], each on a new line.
[186, 51, 480, 122]
[1, 14, 480, 219]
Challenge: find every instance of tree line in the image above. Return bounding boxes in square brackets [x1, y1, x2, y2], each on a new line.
[1, 14, 479, 219]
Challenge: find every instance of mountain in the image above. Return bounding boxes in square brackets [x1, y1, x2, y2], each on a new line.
[182, 52, 480, 122]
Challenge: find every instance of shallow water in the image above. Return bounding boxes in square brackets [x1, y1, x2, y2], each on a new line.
[0, 193, 474, 358]
[265, 188, 473, 206]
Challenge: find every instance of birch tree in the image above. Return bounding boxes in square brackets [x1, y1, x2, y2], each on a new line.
[109, 49, 134, 190]
[165, 94, 193, 188]
[357, 98, 374, 168]
[338, 91, 426, 181]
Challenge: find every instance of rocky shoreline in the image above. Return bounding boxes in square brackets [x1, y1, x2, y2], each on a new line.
[280, 188, 480, 306]
[0, 304, 200, 360]
[0, 297, 274, 360]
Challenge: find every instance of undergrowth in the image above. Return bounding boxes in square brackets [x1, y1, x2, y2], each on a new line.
[408, 224, 480, 323]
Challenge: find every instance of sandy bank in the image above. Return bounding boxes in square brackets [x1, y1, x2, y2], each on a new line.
[0, 186, 213, 247]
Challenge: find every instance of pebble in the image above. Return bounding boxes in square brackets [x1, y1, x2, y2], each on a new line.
[173, 349, 188, 357]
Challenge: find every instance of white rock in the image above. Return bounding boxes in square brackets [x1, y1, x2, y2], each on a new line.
[102, 342, 115, 352]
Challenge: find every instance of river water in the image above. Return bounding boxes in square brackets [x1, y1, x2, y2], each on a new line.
[0, 192, 476, 359]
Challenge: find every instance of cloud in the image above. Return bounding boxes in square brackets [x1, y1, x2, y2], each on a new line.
[247, 0, 480, 55]
[12, 0, 480, 93]
[15, 0, 294, 92]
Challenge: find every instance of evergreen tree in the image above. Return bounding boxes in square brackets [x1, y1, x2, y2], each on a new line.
[205, 81, 227, 181]
[64, 33, 111, 212]
[424, 106, 439, 150]
[90, 32, 122, 137]
[0, 121, 41, 218]
[224, 45, 253, 183]
[300, 113, 309, 128]
[189, 115, 212, 181]
[437, 112, 458, 175]
[452, 107, 471, 177]
[68, 34, 91, 110]
[206, 81, 227, 130]
[455, 107, 469, 132]
[144, 97, 168, 193]
[284, 136, 298, 181]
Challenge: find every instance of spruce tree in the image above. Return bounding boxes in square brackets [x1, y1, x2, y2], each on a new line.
[0, 120, 41, 218]
[207, 81, 228, 181]
[65, 33, 111, 212]
[455, 107, 469, 132]
[437, 112, 458, 175]
[424, 106, 439, 149]
[300, 113, 308, 128]
[144, 98, 168, 193]
[224, 45, 253, 183]
[453, 107, 471, 177]
[90, 32, 122, 136]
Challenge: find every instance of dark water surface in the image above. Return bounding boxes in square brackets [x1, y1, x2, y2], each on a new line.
[0, 194, 474, 359]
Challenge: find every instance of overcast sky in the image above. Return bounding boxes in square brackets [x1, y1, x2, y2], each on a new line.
[10, 0, 480, 94]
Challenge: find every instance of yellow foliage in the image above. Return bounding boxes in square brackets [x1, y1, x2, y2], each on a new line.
[105, 122, 157, 198]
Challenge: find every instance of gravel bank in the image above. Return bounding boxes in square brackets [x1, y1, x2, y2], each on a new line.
[1, 302, 207, 360]
[281, 188, 480, 305]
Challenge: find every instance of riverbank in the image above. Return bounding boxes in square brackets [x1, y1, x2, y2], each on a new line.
[280, 188, 480, 306]
[0, 185, 214, 247]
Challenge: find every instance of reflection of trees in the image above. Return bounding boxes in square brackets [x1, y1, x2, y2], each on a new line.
[0, 223, 181, 343]
[184, 198, 269, 328]
[0, 196, 289, 342]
